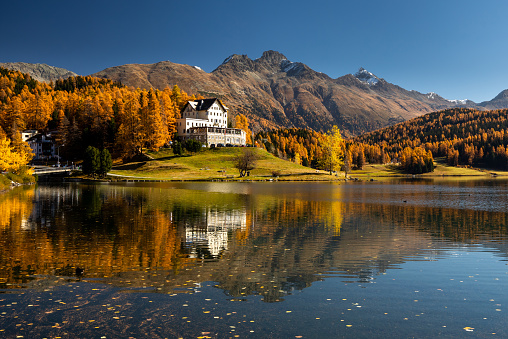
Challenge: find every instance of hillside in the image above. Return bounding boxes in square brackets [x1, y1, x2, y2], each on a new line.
[0, 62, 77, 83]
[109, 147, 331, 181]
[92, 51, 463, 136]
[355, 107, 508, 170]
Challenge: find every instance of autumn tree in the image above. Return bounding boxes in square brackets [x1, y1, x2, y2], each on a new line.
[399, 147, 434, 174]
[116, 90, 142, 158]
[235, 113, 253, 145]
[161, 87, 177, 137]
[144, 89, 168, 150]
[0, 129, 32, 175]
[233, 148, 258, 177]
[320, 125, 344, 174]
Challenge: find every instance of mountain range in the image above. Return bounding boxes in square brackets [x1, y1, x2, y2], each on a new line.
[2, 51, 508, 136]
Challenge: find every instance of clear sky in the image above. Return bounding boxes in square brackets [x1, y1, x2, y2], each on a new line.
[2, 0, 507, 102]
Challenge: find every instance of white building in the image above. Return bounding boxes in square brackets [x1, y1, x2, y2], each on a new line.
[177, 98, 246, 147]
[26, 133, 57, 160]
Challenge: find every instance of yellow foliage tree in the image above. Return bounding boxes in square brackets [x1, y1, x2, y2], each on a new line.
[321, 125, 344, 175]
[0, 136, 32, 173]
[235, 114, 252, 144]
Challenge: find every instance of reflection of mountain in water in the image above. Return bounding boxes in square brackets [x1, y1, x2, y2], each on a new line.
[0, 182, 507, 302]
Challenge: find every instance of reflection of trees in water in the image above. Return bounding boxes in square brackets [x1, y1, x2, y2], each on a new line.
[0, 186, 34, 230]
[0, 182, 507, 300]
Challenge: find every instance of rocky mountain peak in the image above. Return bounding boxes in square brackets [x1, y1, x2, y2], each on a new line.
[215, 54, 256, 73]
[221, 54, 250, 65]
[354, 67, 380, 86]
[492, 89, 508, 101]
[257, 50, 288, 65]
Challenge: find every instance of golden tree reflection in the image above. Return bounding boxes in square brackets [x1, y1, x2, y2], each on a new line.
[0, 186, 34, 230]
[0, 181, 507, 301]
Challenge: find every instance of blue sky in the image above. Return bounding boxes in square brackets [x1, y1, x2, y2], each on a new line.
[2, 0, 507, 102]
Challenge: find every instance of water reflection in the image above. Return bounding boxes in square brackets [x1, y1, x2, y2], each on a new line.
[0, 181, 507, 304]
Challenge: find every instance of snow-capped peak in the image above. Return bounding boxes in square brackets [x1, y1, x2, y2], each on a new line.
[427, 92, 437, 99]
[193, 66, 203, 71]
[447, 98, 469, 105]
[354, 67, 379, 86]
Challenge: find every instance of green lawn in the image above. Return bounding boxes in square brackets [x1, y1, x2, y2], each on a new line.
[348, 158, 502, 180]
[109, 147, 337, 181]
[108, 149, 506, 182]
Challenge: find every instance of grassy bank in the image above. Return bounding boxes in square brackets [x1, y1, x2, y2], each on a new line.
[107, 148, 505, 182]
[109, 147, 338, 181]
[0, 172, 37, 190]
[349, 158, 506, 180]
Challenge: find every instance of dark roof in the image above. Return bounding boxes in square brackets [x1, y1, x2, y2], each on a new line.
[182, 98, 227, 113]
[27, 133, 54, 143]
[195, 98, 218, 111]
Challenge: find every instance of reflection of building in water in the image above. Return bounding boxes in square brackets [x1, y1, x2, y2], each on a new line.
[185, 208, 247, 258]
[21, 185, 82, 230]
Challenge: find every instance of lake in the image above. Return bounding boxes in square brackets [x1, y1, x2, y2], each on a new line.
[1, 179, 507, 338]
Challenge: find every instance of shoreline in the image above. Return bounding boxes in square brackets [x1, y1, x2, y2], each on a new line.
[49, 170, 506, 184]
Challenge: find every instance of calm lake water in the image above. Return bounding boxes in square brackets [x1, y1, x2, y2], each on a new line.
[1, 179, 508, 338]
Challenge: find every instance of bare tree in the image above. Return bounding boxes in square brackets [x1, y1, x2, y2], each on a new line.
[233, 149, 258, 177]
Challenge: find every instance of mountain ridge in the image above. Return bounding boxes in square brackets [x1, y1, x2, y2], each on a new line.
[2, 53, 507, 136]
[0, 62, 77, 83]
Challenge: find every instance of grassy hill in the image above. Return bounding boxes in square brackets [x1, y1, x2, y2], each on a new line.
[107, 147, 502, 182]
[109, 147, 337, 181]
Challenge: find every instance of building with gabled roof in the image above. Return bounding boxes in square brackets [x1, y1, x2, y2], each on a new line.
[26, 132, 57, 160]
[176, 98, 246, 147]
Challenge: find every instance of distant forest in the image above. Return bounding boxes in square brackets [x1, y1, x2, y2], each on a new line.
[355, 108, 508, 170]
[256, 108, 508, 172]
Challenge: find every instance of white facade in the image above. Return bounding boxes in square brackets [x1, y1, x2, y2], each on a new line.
[26, 133, 57, 160]
[176, 98, 246, 147]
[177, 99, 228, 136]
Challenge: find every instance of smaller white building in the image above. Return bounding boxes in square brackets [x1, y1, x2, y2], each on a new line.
[177, 98, 246, 147]
[26, 133, 57, 160]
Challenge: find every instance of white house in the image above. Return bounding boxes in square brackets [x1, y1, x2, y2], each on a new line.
[176, 98, 246, 147]
[26, 132, 57, 160]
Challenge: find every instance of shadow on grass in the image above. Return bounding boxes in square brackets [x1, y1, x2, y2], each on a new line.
[384, 164, 406, 174]
[153, 154, 192, 162]
[112, 162, 146, 170]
